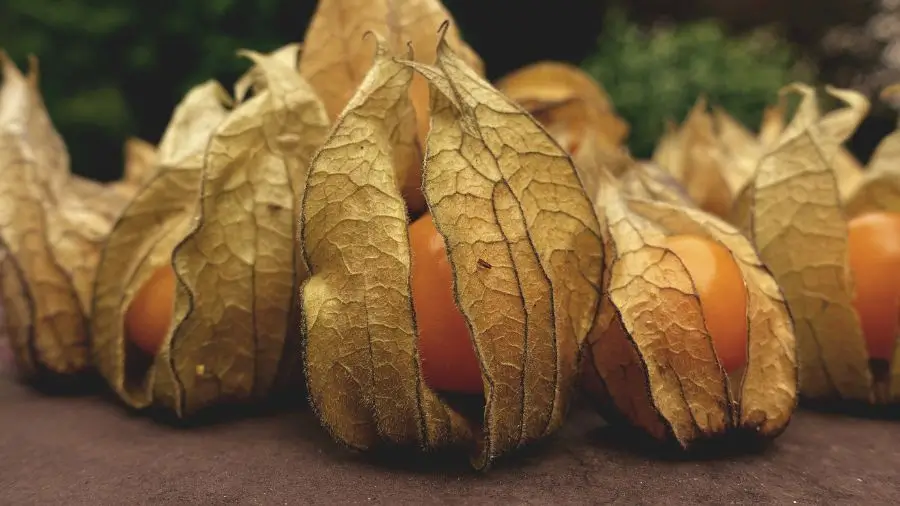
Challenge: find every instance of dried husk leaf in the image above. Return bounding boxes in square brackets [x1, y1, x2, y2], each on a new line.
[651, 120, 682, 179]
[0, 52, 68, 199]
[0, 131, 86, 379]
[167, 51, 329, 415]
[299, 0, 482, 132]
[495, 61, 615, 109]
[563, 118, 691, 213]
[651, 101, 768, 218]
[417, 35, 604, 463]
[712, 107, 764, 196]
[93, 50, 329, 415]
[570, 136, 694, 210]
[582, 181, 726, 445]
[124, 138, 158, 185]
[106, 137, 159, 199]
[49, 185, 130, 316]
[495, 61, 629, 155]
[653, 99, 733, 218]
[843, 127, 900, 218]
[844, 84, 900, 219]
[91, 80, 232, 408]
[301, 39, 471, 457]
[565, 132, 631, 195]
[758, 98, 786, 149]
[655, 86, 865, 231]
[842, 100, 900, 402]
[298, 0, 484, 216]
[582, 175, 797, 446]
[740, 132, 873, 402]
[617, 160, 695, 209]
[0, 52, 125, 379]
[234, 43, 302, 102]
[775, 84, 868, 199]
[67, 175, 132, 223]
[301, 33, 603, 470]
[634, 199, 797, 437]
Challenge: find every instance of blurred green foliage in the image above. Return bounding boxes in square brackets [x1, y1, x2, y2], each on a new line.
[1, 1, 814, 180]
[583, 8, 814, 158]
[1, 0, 315, 181]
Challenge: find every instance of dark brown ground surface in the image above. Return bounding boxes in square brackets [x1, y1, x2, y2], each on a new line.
[2, 360, 899, 505]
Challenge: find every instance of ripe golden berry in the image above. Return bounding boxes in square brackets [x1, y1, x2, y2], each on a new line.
[410, 213, 482, 394]
[124, 265, 176, 356]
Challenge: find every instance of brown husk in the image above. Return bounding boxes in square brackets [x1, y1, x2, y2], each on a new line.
[90, 48, 329, 416]
[300, 31, 604, 470]
[495, 61, 629, 157]
[579, 164, 797, 447]
[0, 52, 129, 380]
[298, 0, 484, 216]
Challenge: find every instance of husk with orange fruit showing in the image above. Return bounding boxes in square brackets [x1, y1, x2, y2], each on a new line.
[404, 51, 796, 449]
[90, 49, 330, 416]
[300, 28, 603, 470]
[89, 0, 482, 417]
[0, 52, 138, 381]
[299, 0, 483, 217]
[575, 154, 798, 447]
[735, 85, 900, 405]
[105, 137, 159, 200]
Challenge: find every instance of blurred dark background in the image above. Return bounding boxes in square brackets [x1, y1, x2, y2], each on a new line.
[1, 0, 897, 182]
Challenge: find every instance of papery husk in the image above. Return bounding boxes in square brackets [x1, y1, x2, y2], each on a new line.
[736, 78, 900, 403]
[91, 50, 329, 416]
[589, 146, 695, 210]
[122, 137, 158, 186]
[105, 138, 159, 199]
[838, 89, 900, 403]
[580, 167, 797, 447]
[0, 52, 129, 380]
[843, 127, 900, 219]
[843, 84, 900, 219]
[758, 99, 787, 149]
[773, 84, 868, 201]
[234, 43, 302, 102]
[561, 128, 691, 211]
[495, 61, 629, 156]
[737, 128, 885, 402]
[746, 84, 867, 203]
[654, 85, 867, 226]
[617, 160, 695, 209]
[651, 98, 735, 218]
[711, 107, 765, 195]
[298, 0, 484, 216]
[300, 31, 603, 470]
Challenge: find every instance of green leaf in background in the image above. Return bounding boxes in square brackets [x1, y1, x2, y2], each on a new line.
[0, 0, 313, 182]
[583, 8, 814, 158]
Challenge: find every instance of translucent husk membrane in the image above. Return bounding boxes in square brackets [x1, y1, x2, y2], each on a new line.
[90, 50, 329, 416]
[299, 29, 604, 470]
[735, 85, 900, 404]
[577, 165, 797, 448]
[636, 80, 900, 405]
[0, 52, 133, 382]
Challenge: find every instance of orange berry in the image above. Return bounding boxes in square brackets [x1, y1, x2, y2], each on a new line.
[410, 213, 482, 394]
[124, 265, 176, 356]
[846, 211, 900, 362]
[665, 235, 749, 373]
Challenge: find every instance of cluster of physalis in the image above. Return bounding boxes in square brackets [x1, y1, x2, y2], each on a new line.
[1, 0, 898, 471]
